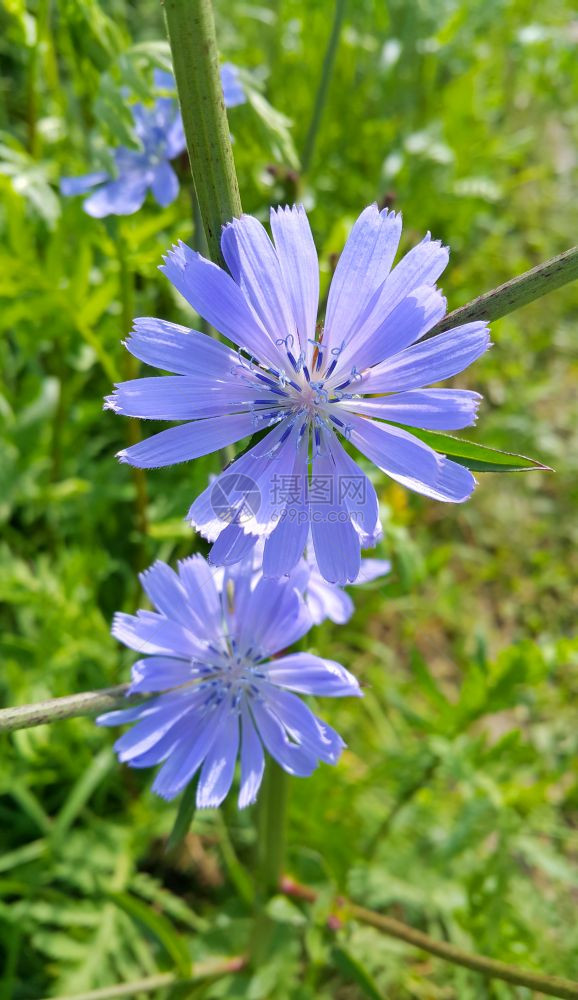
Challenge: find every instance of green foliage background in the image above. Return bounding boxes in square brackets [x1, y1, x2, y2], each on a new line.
[1, 0, 577, 996]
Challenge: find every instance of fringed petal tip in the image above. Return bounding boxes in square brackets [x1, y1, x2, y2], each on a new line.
[269, 203, 308, 222]
[103, 393, 120, 412]
[151, 782, 178, 802]
[116, 449, 129, 464]
[159, 239, 191, 271]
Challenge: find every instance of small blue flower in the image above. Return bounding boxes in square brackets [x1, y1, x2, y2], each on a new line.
[60, 97, 185, 217]
[98, 556, 360, 807]
[108, 205, 491, 583]
[61, 66, 245, 217]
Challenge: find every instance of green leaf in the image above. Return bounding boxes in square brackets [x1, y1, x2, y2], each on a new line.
[166, 782, 197, 853]
[265, 895, 308, 926]
[51, 748, 114, 845]
[111, 891, 191, 976]
[332, 944, 383, 1000]
[400, 428, 552, 473]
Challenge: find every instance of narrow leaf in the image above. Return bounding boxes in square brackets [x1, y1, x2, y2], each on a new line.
[166, 782, 197, 854]
[332, 944, 383, 1000]
[111, 891, 191, 976]
[51, 749, 114, 844]
[401, 428, 551, 473]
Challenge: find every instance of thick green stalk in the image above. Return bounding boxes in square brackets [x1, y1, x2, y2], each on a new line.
[257, 763, 289, 895]
[0, 685, 135, 733]
[428, 244, 578, 337]
[250, 763, 289, 964]
[282, 879, 578, 999]
[163, 0, 242, 264]
[301, 0, 347, 176]
[163, 0, 287, 956]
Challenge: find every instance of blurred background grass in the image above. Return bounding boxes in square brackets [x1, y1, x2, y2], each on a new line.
[1, 0, 577, 996]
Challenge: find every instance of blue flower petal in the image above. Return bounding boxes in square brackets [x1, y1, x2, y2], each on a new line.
[129, 656, 195, 694]
[221, 62, 246, 108]
[107, 375, 268, 421]
[151, 700, 226, 800]
[270, 205, 319, 357]
[114, 691, 202, 762]
[176, 555, 223, 635]
[250, 701, 318, 777]
[353, 558, 392, 584]
[117, 411, 256, 469]
[347, 412, 442, 492]
[196, 709, 239, 808]
[151, 161, 179, 207]
[139, 561, 194, 628]
[221, 215, 298, 357]
[126, 318, 241, 377]
[305, 575, 354, 625]
[388, 456, 476, 503]
[363, 322, 491, 394]
[343, 285, 446, 372]
[238, 702, 265, 808]
[234, 577, 311, 657]
[266, 653, 362, 697]
[60, 171, 109, 196]
[209, 524, 259, 566]
[310, 437, 361, 585]
[324, 204, 402, 360]
[344, 389, 482, 430]
[263, 685, 345, 764]
[83, 173, 149, 217]
[112, 610, 207, 658]
[188, 420, 291, 542]
[323, 432, 381, 547]
[160, 241, 286, 369]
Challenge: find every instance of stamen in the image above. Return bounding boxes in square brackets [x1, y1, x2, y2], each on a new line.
[278, 421, 295, 445]
[324, 357, 338, 378]
[254, 371, 280, 389]
[314, 423, 321, 453]
[286, 350, 300, 372]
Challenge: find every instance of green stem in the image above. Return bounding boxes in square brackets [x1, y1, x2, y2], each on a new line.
[0, 685, 137, 733]
[428, 244, 578, 337]
[300, 0, 347, 176]
[34, 956, 247, 1000]
[257, 762, 289, 894]
[282, 879, 578, 999]
[250, 763, 289, 964]
[162, 1, 287, 963]
[163, 0, 242, 264]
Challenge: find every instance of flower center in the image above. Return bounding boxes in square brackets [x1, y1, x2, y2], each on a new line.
[195, 642, 267, 706]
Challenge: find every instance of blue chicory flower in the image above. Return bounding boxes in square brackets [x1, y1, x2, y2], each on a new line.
[61, 66, 245, 217]
[98, 556, 360, 807]
[107, 204, 491, 583]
